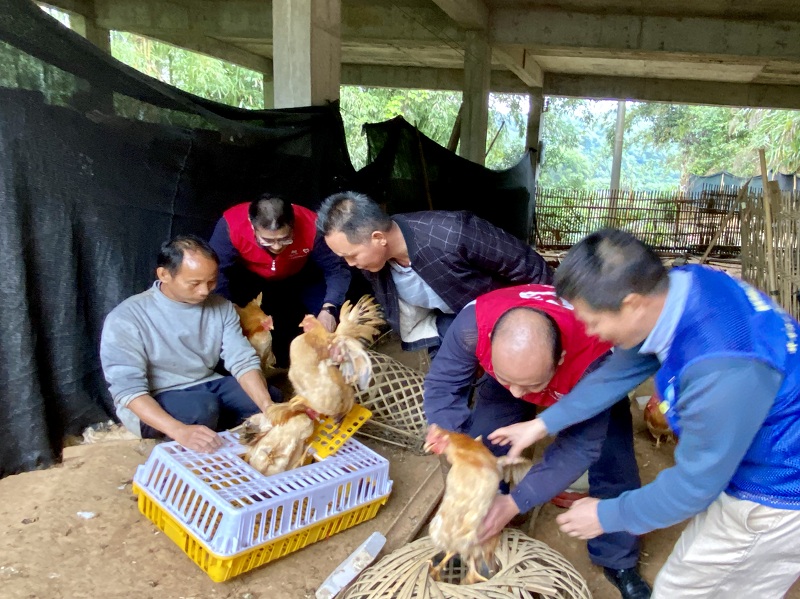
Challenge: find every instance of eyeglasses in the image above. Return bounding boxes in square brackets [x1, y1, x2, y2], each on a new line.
[255, 234, 294, 248]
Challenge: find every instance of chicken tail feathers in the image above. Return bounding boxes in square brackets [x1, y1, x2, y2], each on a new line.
[497, 456, 533, 489]
[238, 412, 272, 445]
[335, 295, 385, 346]
[333, 337, 374, 390]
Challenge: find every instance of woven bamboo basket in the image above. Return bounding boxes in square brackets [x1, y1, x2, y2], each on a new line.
[342, 529, 592, 599]
[354, 350, 427, 453]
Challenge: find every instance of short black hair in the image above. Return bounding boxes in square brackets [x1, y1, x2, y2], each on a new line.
[157, 234, 219, 276]
[316, 191, 392, 244]
[491, 307, 562, 366]
[248, 193, 295, 231]
[555, 228, 668, 311]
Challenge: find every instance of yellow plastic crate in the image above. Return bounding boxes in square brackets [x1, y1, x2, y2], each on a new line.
[132, 416, 392, 582]
[310, 403, 372, 458]
[134, 482, 388, 582]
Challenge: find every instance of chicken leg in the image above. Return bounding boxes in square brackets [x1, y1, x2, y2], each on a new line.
[463, 556, 490, 585]
[428, 551, 456, 581]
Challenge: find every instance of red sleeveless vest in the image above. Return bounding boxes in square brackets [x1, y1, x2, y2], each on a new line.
[475, 285, 612, 407]
[223, 202, 317, 281]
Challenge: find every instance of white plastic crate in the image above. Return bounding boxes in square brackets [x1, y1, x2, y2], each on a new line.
[133, 431, 392, 572]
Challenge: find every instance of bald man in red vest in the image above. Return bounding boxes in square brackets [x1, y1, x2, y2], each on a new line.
[209, 194, 351, 367]
[423, 285, 650, 599]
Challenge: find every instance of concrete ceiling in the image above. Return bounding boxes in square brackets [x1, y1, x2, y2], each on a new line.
[44, 0, 800, 108]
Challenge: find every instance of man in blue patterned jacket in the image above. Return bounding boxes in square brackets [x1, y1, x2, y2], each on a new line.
[490, 228, 800, 598]
[316, 191, 553, 354]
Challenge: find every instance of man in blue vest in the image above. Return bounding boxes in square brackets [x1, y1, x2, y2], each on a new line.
[489, 228, 800, 598]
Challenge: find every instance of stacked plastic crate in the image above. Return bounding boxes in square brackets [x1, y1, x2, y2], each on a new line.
[133, 407, 392, 581]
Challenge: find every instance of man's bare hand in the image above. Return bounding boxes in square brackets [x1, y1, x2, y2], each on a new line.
[173, 424, 223, 453]
[478, 494, 520, 543]
[556, 497, 604, 540]
[487, 419, 548, 459]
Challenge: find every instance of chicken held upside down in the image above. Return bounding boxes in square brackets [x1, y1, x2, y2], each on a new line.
[424, 424, 531, 585]
[240, 401, 314, 476]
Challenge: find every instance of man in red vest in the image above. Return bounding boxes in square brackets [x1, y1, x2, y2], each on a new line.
[423, 284, 649, 599]
[209, 193, 351, 367]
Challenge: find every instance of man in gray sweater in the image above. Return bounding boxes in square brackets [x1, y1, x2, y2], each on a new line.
[100, 235, 280, 452]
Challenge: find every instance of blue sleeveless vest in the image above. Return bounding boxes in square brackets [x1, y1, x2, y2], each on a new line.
[654, 266, 800, 509]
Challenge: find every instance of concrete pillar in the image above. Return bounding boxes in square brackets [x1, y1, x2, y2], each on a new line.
[70, 10, 113, 113]
[262, 75, 274, 109]
[460, 30, 491, 165]
[526, 87, 544, 175]
[608, 100, 626, 227]
[610, 100, 626, 190]
[71, 13, 111, 54]
[272, 0, 341, 108]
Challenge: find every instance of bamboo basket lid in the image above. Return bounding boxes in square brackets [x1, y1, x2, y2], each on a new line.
[343, 529, 591, 599]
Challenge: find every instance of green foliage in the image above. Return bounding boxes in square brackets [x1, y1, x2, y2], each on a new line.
[29, 4, 800, 185]
[339, 86, 461, 169]
[626, 103, 750, 184]
[539, 99, 680, 191]
[627, 103, 800, 179]
[486, 93, 529, 170]
[110, 32, 265, 109]
[1, 7, 80, 106]
[339, 87, 530, 171]
[731, 109, 800, 174]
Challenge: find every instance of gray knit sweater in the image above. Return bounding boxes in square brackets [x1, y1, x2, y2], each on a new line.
[100, 282, 260, 436]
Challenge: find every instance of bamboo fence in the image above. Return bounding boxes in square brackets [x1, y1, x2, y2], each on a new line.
[534, 186, 743, 256]
[741, 190, 800, 320]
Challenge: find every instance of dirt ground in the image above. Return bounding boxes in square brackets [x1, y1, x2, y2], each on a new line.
[2, 340, 798, 598]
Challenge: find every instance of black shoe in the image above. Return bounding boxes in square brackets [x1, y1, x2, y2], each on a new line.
[603, 567, 652, 599]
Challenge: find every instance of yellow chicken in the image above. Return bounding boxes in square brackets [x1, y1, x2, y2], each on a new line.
[424, 425, 531, 585]
[234, 292, 276, 374]
[287, 295, 384, 423]
[240, 401, 315, 476]
[644, 394, 675, 447]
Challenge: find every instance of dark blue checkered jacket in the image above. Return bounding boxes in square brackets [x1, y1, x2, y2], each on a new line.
[362, 211, 553, 350]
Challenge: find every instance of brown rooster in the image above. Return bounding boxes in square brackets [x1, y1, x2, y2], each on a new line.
[424, 425, 531, 585]
[240, 400, 315, 476]
[235, 293, 276, 374]
[644, 394, 675, 447]
[287, 295, 384, 423]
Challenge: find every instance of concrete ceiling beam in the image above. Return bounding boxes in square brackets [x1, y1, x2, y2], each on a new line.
[494, 46, 543, 88]
[545, 72, 800, 109]
[40, 0, 93, 18]
[429, 0, 488, 30]
[341, 64, 530, 93]
[46, 0, 800, 64]
[341, 64, 800, 108]
[91, 0, 270, 39]
[492, 9, 800, 61]
[87, 0, 461, 45]
[429, 0, 541, 94]
[152, 34, 272, 74]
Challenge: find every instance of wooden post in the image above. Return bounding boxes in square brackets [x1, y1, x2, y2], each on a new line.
[699, 179, 751, 264]
[758, 149, 779, 297]
[447, 103, 463, 153]
[607, 189, 620, 228]
[485, 120, 506, 158]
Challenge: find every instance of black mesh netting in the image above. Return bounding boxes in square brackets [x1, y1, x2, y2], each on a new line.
[0, 0, 358, 476]
[356, 116, 537, 242]
[0, 0, 537, 477]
